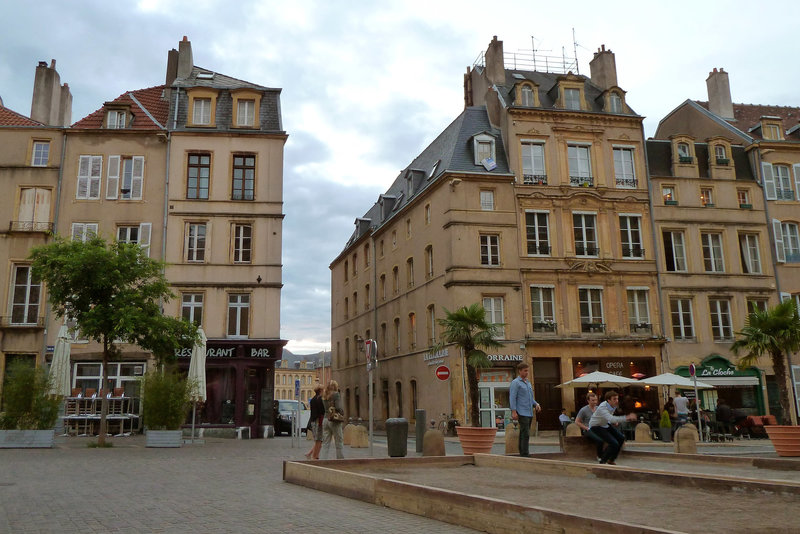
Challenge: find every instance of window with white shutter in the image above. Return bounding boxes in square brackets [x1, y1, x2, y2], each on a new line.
[77, 155, 102, 199]
[763, 162, 776, 200]
[773, 219, 786, 263]
[139, 222, 151, 257]
[71, 222, 98, 242]
[131, 156, 144, 199]
[106, 156, 120, 199]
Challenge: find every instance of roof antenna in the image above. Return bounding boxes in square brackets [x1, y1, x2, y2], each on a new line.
[572, 28, 580, 75]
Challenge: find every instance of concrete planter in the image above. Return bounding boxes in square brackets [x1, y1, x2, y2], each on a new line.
[0, 429, 55, 448]
[146, 429, 183, 448]
[765, 425, 800, 457]
[456, 426, 497, 455]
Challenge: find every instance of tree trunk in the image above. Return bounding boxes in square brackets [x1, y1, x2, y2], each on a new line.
[772, 350, 793, 425]
[97, 339, 109, 446]
[466, 364, 481, 427]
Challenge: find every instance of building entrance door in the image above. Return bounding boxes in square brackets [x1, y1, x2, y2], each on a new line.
[532, 358, 561, 430]
[245, 368, 264, 438]
[478, 367, 514, 429]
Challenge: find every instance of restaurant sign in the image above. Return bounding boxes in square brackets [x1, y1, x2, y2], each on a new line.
[175, 343, 275, 359]
[488, 354, 524, 363]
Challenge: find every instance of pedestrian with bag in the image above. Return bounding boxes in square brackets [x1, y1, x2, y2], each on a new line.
[321, 380, 345, 459]
[509, 363, 542, 457]
[304, 384, 325, 459]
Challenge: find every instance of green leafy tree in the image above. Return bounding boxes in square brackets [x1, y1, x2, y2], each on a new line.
[731, 300, 800, 425]
[31, 236, 197, 445]
[434, 303, 503, 427]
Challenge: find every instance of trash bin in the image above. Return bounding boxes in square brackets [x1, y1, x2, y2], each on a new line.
[385, 417, 408, 457]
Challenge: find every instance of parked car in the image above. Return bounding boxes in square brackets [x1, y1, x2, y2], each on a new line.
[274, 399, 310, 436]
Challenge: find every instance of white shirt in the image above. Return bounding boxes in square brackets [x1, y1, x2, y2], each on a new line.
[673, 396, 689, 415]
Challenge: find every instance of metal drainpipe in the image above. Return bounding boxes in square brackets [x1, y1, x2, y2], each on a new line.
[39, 129, 69, 367]
[641, 137, 670, 373]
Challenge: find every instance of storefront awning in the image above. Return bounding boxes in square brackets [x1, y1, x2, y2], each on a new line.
[694, 376, 759, 386]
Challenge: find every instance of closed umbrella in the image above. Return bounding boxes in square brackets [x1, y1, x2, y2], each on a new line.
[556, 370, 639, 389]
[187, 327, 207, 443]
[48, 325, 72, 397]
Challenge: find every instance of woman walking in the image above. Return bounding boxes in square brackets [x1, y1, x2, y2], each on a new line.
[321, 380, 345, 459]
[305, 384, 325, 459]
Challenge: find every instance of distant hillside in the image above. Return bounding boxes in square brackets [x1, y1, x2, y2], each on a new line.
[280, 349, 331, 367]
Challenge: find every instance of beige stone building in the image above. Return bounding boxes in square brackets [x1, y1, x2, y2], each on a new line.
[274, 360, 316, 403]
[0, 60, 70, 401]
[331, 37, 664, 430]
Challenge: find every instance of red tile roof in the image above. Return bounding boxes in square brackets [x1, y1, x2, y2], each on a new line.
[697, 101, 800, 139]
[0, 105, 43, 126]
[72, 85, 169, 129]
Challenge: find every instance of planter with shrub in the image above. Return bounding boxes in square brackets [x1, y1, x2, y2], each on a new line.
[141, 370, 192, 448]
[0, 361, 60, 448]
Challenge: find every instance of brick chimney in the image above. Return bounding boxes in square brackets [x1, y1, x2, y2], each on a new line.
[589, 45, 617, 90]
[30, 59, 72, 126]
[484, 36, 505, 85]
[706, 68, 734, 120]
[165, 47, 179, 87]
[177, 36, 193, 79]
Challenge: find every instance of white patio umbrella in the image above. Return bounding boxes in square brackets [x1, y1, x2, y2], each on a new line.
[187, 327, 207, 443]
[48, 325, 72, 397]
[556, 371, 640, 389]
[639, 373, 715, 389]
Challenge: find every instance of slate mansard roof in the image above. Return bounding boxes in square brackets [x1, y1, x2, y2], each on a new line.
[646, 139, 755, 181]
[341, 106, 511, 252]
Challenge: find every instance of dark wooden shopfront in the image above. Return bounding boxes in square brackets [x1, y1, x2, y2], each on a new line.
[177, 339, 285, 438]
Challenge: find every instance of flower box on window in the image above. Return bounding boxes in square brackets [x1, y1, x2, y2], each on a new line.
[715, 158, 730, 165]
[679, 156, 693, 164]
[664, 200, 678, 206]
[739, 203, 752, 209]
[532, 321, 557, 333]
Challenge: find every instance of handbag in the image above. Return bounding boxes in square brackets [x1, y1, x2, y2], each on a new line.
[328, 406, 345, 423]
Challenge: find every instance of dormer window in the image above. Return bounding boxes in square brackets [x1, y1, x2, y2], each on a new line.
[107, 110, 126, 129]
[677, 142, 692, 163]
[231, 90, 261, 128]
[193, 99, 211, 125]
[564, 88, 581, 110]
[237, 100, 254, 126]
[472, 133, 496, 165]
[187, 88, 218, 127]
[763, 123, 783, 140]
[609, 93, 623, 113]
[521, 85, 534, 107]
[714, 144, 729, 165]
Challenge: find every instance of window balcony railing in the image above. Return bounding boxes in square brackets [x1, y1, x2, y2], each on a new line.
[532, 321, 557, 333]
[630, 322, 652, 334]
[715, 158, 730, 165]
[776, 190, 795, 201]
[678, 156, 694, 164]
[527, 243, 551, 255]
[664, 200, 679, 206]
[10, 221, 54, 232]
[622, 245, 644, 258]
[739, 203, 752, 209]
[615, 177, 637, 188]
[0, 316, 46, 328]
[581, 322, 606, 333]
[786, 252, 800, 263]
[575, 244, 599, 256]
[570, 176, 594, 187]
[522, 174, 548, 185]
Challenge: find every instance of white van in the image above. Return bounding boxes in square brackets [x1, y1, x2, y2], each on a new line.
[275, 399, 311, 436]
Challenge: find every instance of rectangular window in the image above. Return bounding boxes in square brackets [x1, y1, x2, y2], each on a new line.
[774, 165, 795, 200]
[117, 156, 144, 200]
[237, 99, 255, 126]
[186, 223, 207, 262]
[232, 154, 255, 200]
[663, 231, 687, 271]
[627, 289, 650, 330]
[715, 145, 727, 160]
[738, 189, 751, 207]
[619, 215, 643, 258]
[380, 274, 386, 300]
[408, 313, 417, 349]
[709, 298, 733, 341]
[483, 297, 505, 338]
[670, 298, 695, 340]
[424, 204, 431, 225]
[10, 265, 40, 325]
[193, 98, 211, 125]
[530, 286, 555, 331]
[763, 124, 782, 140]
[521, 141, 547, 184]
[480, 190, 495, 210]
[393, 318, 401, 352]
[233, 224, 252, 263]
[31, 141, 50, 166]
[392, 266, 399, 294]
[425, 246, 434, 278]
[16, 187, 51, 231]
[187, 153, 211, 199]
[579, 288, 604, 332]
[525, 212, 550, 255]
[520, 85, 534, 107]
[227, 294, 250, 338]
[739, 234, 761, 274]
[71, 223, 98, 242]
[613, 147, 636, 188]
[116, 223, 151, 256]
[573, 213, 598, 256]
[701, 233, 725, 272]
[107, 110, 126, 129]
[782, 223, 800, 262]
[406, 258, 414, 287]
[564, 88, 581, 110]
[77, 155, 102, 199]
[568, 144, 592, 186]
[181, 293, 204, 326]
[426, 305, 436, 345]
[476, 140, 493, 163]
[662, 186, 676, 204]
[700, 188, 714, 207]
[747, 298, 768, 315]
[480, 234, 500, 266]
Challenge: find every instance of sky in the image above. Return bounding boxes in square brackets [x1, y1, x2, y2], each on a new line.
[2, 1, 799, 354]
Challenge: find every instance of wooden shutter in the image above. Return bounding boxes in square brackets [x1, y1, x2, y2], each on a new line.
[131, 156, 144, 199]
[106, 156, 120, 199]
[34, 188, 51, 225]
[18, 188, 35, 222]
[794, 164, 800, 201]
[89, 156, 102, 199]
[138, 222, 152, 257]
[71, 223, 85, 241]
[773, 219, 786, 263]
[85, 223, 98, 239]
[77, 156, 90, 198]
[763, 162, 776, 200]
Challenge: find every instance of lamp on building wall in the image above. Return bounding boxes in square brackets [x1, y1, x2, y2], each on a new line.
[256, 275, 262, 284]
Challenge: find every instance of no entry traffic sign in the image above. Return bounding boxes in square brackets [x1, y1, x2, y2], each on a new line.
[435, 365, 450, 381]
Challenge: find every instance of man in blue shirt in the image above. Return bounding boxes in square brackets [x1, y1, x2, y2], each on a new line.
[510, 363, 542, 457]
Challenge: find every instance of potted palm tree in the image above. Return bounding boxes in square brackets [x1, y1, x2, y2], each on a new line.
[435, 303, 503, 454]
[732, 300, 800, 456]
[0, 360, 60, 448]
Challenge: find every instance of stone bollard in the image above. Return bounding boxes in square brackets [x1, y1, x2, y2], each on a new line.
[565, 422, 582, 437]
[423, 428, 446, 456]
[350, 425, 369, 448]
[385, 418, 408, 457]
[415, 409, 426, 453]
[342, 419, 354, 445]
[634, 422, 653, 442]
[673, 424, 699, 454]
[505, 422, 520, 455]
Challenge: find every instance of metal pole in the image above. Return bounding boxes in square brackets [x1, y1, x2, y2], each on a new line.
[369, 367, 374, 457]
[693, 373, 703, 442]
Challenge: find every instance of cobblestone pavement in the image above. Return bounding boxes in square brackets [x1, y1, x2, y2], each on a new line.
[0, 434, 480, 534]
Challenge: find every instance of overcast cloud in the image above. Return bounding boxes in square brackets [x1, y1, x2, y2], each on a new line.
[2, 1, 799, 353]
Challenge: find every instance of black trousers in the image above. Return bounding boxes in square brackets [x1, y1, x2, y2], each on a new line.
[590, 425, 625, 463]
